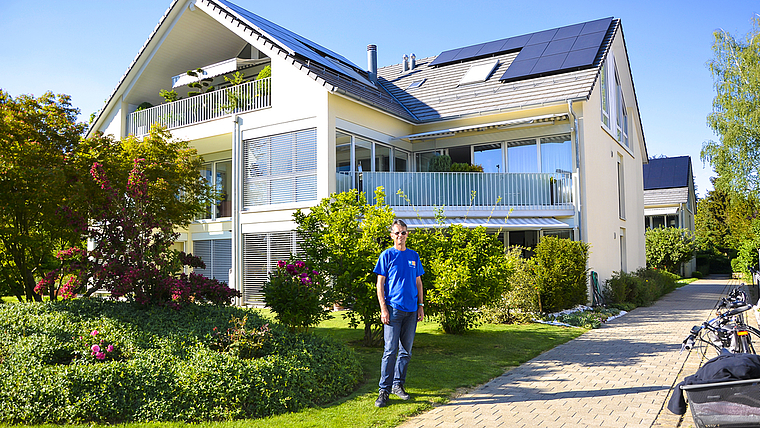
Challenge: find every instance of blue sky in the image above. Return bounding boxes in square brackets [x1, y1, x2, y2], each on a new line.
[1, 0, 758, 198]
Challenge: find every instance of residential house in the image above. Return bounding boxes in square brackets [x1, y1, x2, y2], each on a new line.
[643, 156, 697, 276]
[88, 0, 648, 305]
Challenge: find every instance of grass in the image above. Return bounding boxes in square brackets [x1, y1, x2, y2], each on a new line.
[0, 309, 584, 428]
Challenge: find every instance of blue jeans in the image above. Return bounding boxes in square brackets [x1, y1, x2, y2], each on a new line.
[379, 305, 418, 392]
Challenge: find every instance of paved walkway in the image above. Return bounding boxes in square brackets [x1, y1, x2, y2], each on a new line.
[399, 277, 741, 428]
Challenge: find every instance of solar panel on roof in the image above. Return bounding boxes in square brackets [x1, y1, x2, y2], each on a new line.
[580, 17, 613, 35]
[453, 44, 487, 61]
[517, 43, 548, 60]
[531, 53, 569, 74]
[527, 29, 558, 45]
[553, 23, 584, 40]
[429, 16, 613, 82]
[572, 31, 606, 51]
[561, 47, 599, 68]
[499, 58, 537, 80]
[429, 48, 463, 66]
[544, 38, 575, 56]
[477, 38, 510, 56]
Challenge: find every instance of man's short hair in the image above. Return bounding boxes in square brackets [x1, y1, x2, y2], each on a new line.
[391, 219, 407, 230]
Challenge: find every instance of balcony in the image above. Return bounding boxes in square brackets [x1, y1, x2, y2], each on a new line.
[127, 77, 271, 137]
[336, 171, 573, 211]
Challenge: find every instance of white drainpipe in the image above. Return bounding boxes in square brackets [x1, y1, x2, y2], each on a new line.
[232, 115, 243, 305]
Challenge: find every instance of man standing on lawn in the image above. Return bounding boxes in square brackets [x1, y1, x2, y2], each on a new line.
[374, 219, 425, 408]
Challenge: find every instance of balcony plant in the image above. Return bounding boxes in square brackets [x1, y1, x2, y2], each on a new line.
[187, 68, 214, 96]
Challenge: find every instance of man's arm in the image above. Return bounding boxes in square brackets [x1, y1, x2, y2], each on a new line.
[377, 275, 390, 325]
[416, 276, 424, 321]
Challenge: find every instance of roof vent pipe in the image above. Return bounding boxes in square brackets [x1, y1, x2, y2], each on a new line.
[367, 44, 378, 84]
[403, 54, 409, 72]
[410, 53, 416, 70]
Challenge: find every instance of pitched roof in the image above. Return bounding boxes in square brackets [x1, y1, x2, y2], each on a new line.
[376, 19, 618, 122]
[643, 156, 692, 190]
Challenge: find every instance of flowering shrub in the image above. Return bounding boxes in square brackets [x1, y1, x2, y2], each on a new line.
[209, 315, 271, 359]
[74, 329, 119, 362]
[35, 159, 239, 307]
[263, 259, 332, 332]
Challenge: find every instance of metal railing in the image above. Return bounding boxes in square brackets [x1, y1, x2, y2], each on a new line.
[336, 171, 573, 209]
[127, 78, 271, 136]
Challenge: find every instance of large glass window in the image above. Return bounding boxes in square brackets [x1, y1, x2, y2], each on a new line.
[540, 135, 572, 174]
[394, 150, 408, 172]
[600, 60, 610, 128]
[507, 139, 538, 173]
[415, 151, 442, 172]
[198, 159, 232, 220]
[355, 137, 372, 172]
[375, 144, 391, 172]
[243, 128, 317, 207]
[601, 54, 630, 150]
[474, 144, 503, 173]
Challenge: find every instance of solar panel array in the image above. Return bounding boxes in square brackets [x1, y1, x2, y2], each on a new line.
[216, 0, 372, 85]
[429, 17, 613, 82]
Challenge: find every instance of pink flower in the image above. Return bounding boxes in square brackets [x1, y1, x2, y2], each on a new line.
[106, 345, 114, 353]
[95, 352, 106, 360]
[277, 260, 286, 268]
[91, 344, 101, 353]
[295, 260, 305, 269]
[91, 330, 98, 336]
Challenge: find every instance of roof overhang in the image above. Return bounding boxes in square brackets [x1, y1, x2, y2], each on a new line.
[396, 113, 569, 141]
[644, 207, 679, 216]
[403, 217, 570, 230]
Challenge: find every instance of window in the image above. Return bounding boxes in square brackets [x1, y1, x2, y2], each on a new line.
[406, 79, 426, 90]
[617, 155, 625, 219]
[619, 228, 627, 272]
[600, 61, 610, 128]
[193, 239, 232, 284]
[198, 159, 232, 220]
[459, 60, 499, 86]
[540, 135, 572, 174]
[414, 150, 443, 172]
[243, 231, 301, 305]
[243, 128, 317, 207]
[543, 229, 574, 240]
[601, 54, 630, 150]
[474, 144, 502, 173]
[507, 139, 539, 173]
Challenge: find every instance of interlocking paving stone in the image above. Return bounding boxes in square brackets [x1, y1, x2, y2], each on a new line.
[397, 278, 738, 428]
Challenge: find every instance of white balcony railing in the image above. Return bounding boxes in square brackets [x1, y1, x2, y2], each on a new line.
[127, 77, 271, 136]
[336, 171, 573, 209]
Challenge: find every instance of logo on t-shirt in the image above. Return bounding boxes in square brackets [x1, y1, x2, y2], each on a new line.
[409, 260, 416, 268]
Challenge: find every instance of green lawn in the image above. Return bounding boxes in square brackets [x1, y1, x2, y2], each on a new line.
[0, 309, 584, 428]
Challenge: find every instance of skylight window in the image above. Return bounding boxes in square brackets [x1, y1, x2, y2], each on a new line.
[406, 79, 426, 90]
[458, 60, 499, 86]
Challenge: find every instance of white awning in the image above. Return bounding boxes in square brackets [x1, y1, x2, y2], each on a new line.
[172, 58, 269, 88]
[403, 217, 570, 230]
[395, 113, 569, 141]
[644, 207, 679, 216]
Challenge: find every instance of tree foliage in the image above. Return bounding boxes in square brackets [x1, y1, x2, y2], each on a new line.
[529, 236, 589, 313]
[408, 224, 511, 334]
[645, 227, 697, 274]
[293, 188, 395, 346]
[702, 17, 760, 196]
[0, 90, 87, 301]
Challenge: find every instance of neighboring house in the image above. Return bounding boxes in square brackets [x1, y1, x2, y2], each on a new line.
[88, 0, 648, 305]
[643, 156, 697, 276]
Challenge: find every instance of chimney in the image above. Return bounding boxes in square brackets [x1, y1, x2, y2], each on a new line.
[367, 44, 378, 84]
[403, 54, 409, 72]
[410, 53, 416, 70]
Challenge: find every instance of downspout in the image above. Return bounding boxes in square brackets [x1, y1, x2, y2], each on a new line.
[232, 115, 243, 306]
[567, 100, 582, 243]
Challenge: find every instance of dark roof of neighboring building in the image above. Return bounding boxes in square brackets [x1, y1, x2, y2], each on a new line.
[643, 156, 692, 190]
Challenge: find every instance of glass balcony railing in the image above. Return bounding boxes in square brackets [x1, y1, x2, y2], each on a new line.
[336, 171, 573, 209]
[127, 77, 271, 137]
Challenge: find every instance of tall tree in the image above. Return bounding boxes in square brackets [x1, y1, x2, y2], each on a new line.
[702, 17, 760, 196]
[0, 90, 86, 301]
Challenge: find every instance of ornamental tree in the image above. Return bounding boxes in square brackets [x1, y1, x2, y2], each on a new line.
[294, 188, 395, 346]
[0, 90, 87, 301]
[36, 126, 237, 307]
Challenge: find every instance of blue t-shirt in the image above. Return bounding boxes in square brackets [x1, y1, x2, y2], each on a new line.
[373, 247, 424, 312]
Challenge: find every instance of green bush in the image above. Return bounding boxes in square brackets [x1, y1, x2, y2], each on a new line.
[428, 155, 452, 172]
[450, 163, 484, 172]
[530, 236, 589, 313]
[691, 270, 704, 279]
[603, 267, 678, 307]
[645, 227, 696, 274]
[0, 299, 361, 424]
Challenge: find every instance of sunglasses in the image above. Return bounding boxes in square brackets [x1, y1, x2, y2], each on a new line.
[392, 231, 408, 236]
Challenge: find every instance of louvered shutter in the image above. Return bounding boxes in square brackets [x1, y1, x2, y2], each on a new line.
[212, 239, 232, 284]
[193, 240, 212, 278]
[242, 231, 302, 306]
